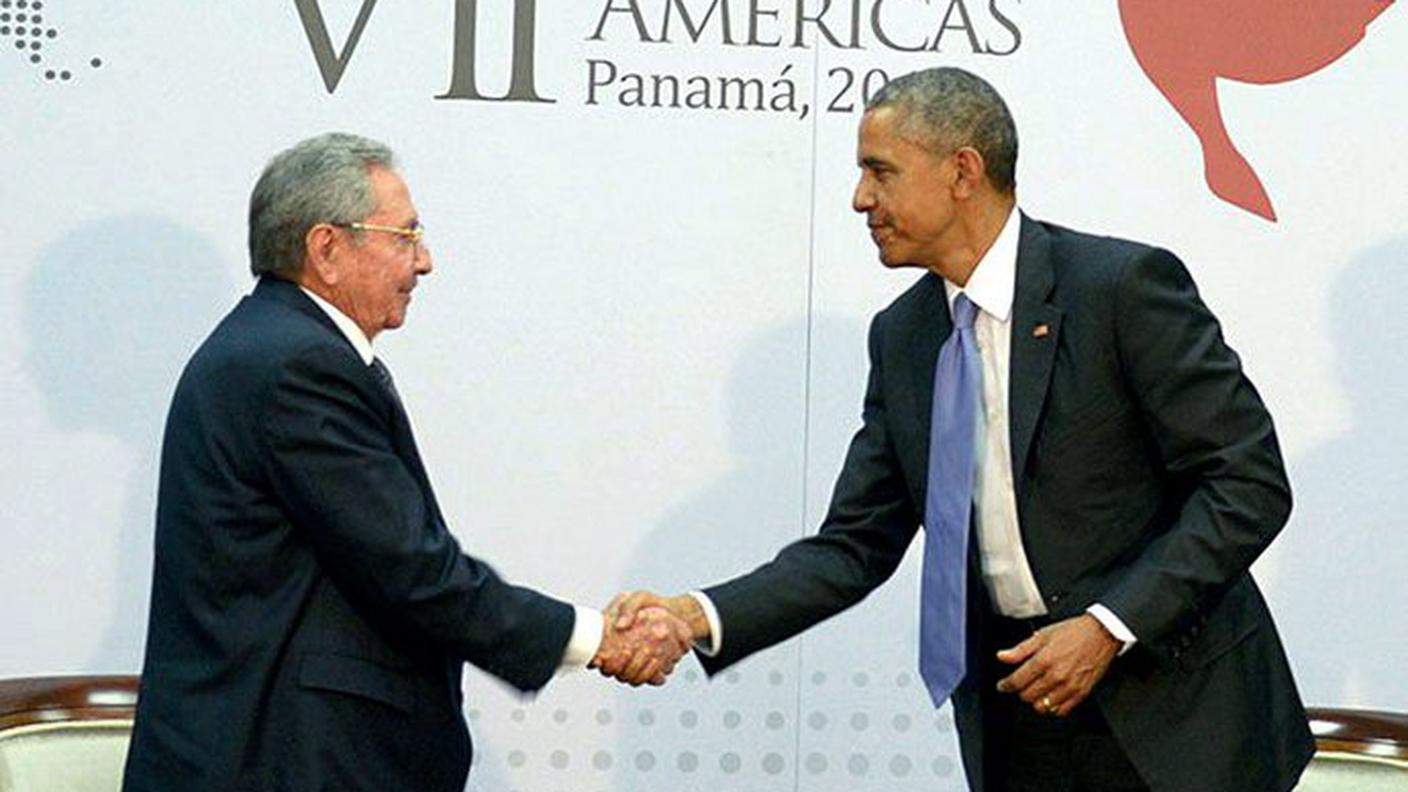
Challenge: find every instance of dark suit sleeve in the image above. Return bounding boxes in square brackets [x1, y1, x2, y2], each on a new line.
[1097, 249, 1291, 650]
[256, 345, 574, 691]
[701, 314, 921, 672]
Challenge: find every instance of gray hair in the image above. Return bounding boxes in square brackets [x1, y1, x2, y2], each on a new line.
[247, 132, 396, 277]
[866, 68, 1018, 193]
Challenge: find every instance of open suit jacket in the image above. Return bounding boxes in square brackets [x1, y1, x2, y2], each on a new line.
[122, 276, 574, 792]
[699, 216, 1313, 792]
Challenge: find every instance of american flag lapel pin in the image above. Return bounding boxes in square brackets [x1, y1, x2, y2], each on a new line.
[1033, 323, 1050, 338]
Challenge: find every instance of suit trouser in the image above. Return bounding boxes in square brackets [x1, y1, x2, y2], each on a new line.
[980, 614, 1150, 792]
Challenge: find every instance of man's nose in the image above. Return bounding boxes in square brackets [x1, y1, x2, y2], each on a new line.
[852, 178, 874, 213]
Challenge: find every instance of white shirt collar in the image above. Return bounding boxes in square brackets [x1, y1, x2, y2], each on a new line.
[298, 286, 376, 365]
[943, 205, 1019, 322]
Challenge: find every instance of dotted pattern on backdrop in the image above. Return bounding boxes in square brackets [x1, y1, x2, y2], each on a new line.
[463, 664, 963, 792]
[1, 0, 101, 83]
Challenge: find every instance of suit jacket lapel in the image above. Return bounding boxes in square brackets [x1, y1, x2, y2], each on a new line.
[1008, 215, 1062, 496]
[366, 368, 445, 523]
[365, 366, 435, 503]
[903, 272, 950, 507]
[385, 394, 431, 484]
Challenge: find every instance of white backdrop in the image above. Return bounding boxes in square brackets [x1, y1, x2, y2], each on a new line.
[2, 2, 1405, 790]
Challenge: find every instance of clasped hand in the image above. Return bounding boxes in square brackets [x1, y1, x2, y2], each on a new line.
[589, 592, 695, 686]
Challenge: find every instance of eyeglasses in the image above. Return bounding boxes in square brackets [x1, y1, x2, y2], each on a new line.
[336, 221, 427, 255]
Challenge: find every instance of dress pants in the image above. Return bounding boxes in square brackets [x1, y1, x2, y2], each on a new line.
[980, 614, 1151, 792]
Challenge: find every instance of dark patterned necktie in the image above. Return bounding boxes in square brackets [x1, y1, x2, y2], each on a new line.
[370, 357, 403, 408]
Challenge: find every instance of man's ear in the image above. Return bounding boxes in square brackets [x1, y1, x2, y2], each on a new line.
[303, 223, 342, 286]
[950, 146, 988, 200]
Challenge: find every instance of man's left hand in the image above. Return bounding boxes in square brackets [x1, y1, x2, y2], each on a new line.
[995, 614, 1120, 717]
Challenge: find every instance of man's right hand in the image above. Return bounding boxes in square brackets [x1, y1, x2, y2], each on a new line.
[589, 603, 693, 686]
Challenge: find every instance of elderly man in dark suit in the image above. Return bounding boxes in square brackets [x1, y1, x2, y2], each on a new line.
[613, 68, 1312, 791]
[122, 133, 690, 792]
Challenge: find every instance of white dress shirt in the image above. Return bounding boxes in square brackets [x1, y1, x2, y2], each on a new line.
[300, 285, 604, 668]
[948, 207, 1049, 618]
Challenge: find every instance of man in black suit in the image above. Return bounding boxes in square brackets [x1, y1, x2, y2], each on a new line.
[613, 68, 1312, 791]
[122, 133, 689, 791]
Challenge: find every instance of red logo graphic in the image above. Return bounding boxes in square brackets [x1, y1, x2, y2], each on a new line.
[1119, 0, 1394, 221]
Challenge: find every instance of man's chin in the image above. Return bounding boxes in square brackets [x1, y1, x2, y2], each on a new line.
[875, 248, 920, 270]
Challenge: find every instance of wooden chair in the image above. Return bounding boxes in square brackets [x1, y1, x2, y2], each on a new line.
[1300, 707, 1408, 791]
[0, 676, 139, 792]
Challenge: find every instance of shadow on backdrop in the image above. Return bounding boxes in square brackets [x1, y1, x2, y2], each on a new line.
[1278, 237, 1408, 712]
[600, 313, 956, 791]
[24, 216, 234, 670]
[459, 316, 865, 791]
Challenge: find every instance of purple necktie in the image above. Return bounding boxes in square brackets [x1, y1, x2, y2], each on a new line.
[920, 293, 980, 707]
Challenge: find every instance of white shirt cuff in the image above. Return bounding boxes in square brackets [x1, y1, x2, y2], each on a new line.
[559, 605, 604, 671]
[688, 591, 723, 657]
[1086, 603, 1137, 655]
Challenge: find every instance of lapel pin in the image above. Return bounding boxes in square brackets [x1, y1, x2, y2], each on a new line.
[1033, 323, 1050, 338]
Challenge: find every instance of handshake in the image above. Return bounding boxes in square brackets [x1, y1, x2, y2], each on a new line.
[589, 591, 710, 686]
